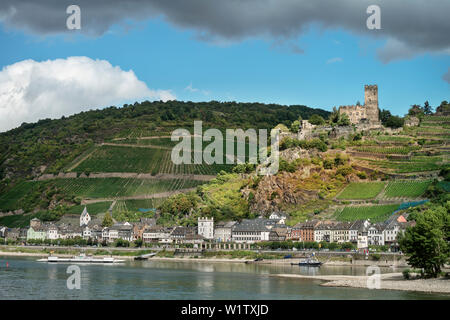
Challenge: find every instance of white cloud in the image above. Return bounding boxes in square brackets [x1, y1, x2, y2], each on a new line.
[0, 56, 175, 132]
[326, 57, 343, 64]
[184, 82, 210, 95]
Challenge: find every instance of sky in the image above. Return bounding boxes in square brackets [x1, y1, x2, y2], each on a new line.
[0, 0, 449, 132]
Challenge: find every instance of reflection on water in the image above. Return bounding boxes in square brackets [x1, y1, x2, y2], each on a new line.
[0, 257, 448, 300]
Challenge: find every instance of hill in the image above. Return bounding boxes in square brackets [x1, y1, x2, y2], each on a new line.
[0, 100, 330, 223]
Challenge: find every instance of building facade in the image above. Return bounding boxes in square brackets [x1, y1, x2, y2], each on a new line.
[198, 217, 214, 240]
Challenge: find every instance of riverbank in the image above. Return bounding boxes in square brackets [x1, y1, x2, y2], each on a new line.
[0, 249, 407, 266]
[272, 273, 450, 294]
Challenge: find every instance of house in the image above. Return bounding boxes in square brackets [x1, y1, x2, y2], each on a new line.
[268, 212, 288, 224]
[82, 225, 92, 239]
[0, 226, 7, 238]
[6, 228, 21, 241]
[183, 234, 205, 244]
[357, 222, 370, 250]
[46, 224, 59, 240]
[80, 207, 91, 227]
[143, 226, 172, 243]
[133, 218, 156, 240]
[330, 222, 352, 243]
[314, 222, 334, 243]
[214, 221, 236, 242]
[198, 217, 214, 240]
[368, 223, 385, 246]
[27, 226, 47, 241]
[109, 222, 134, 242]
[30, 218, 42, 229]
[102, 227, 111, 242]
[269, 227, 288, 241]
[170, 226, 196, 243]
[292, 220, 321, 242]
[348, 220, 369, 243]
[231, 219, 271, 243]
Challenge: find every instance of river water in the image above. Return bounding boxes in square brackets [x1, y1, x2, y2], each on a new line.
[0, 257, 448, 300]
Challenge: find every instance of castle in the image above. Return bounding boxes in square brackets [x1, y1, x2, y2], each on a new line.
[339, 85, 380, 124]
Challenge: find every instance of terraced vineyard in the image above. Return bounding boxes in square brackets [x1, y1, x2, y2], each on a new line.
[383, 180, 432, 198]
[354, 145, 420, 155]
[73, 145, 233, 175]
[336, 182, 385, 200]
[334, 204, 400, 223]
[363, 155, 446, 173]
[114, 199, 166, 212]
[0, 178, 204, 211]
[65, 201, 113, 215]
[51, 178, 203, 198]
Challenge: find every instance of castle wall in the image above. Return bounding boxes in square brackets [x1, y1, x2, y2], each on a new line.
[338, 85, 379, 124]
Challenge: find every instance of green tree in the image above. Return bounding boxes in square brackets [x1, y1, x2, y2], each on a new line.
[379, 109, 392, 125]
[398, 204, 449, 278]
[290, 120, 301, 132]
[337, 113, 350, 126]
[408, 104, 424, 117]
[102, 211, 113, 227]
[329, 106, 340, 124]
[308, 114, 325, 126]
[423, 101, 433, 115]
[385, 116, 404, 128]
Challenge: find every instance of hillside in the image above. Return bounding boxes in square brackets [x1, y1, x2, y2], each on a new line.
[0, 100, 329, 225]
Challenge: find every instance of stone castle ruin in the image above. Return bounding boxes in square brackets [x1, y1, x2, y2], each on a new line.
[339, 85, 380, 124]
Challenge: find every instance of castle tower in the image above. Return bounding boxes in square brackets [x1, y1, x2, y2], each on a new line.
[198, 217, 214, 240]
[364, 85, 379, 122]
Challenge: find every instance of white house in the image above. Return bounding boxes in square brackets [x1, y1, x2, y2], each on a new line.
[143, 226, 171, 243]
[368, 224, 385, 246]
[198, 217, 214, 240]
[231, 219, 270, 243]
[82, 226, 92, 239]
[214, 221, 236, 242]
[314, 223, 333, 242]
[268, 212, 287, 225]
[46, 224, 59, 240]
[80, 207, 91, 227]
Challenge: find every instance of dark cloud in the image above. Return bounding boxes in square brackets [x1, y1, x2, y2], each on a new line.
[1, 0, 449, 62]
[443, 68, 450, 84]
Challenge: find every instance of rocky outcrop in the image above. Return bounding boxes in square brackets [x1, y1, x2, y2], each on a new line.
[242, 168, 319, 214]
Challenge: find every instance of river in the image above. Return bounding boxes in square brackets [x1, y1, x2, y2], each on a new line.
[0, 257, 448, 299]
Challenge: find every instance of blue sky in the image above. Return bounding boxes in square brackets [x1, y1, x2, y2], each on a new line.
[0, 2, 449, 131]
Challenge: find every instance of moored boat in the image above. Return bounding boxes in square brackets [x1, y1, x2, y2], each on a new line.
[37, 253, 125, 264]
[291, 255, 322, 267]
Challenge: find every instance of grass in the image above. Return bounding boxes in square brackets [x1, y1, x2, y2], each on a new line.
[334, 204, 400, 223]
[383, 180, 432, 198]
[336, 182, 386, 200]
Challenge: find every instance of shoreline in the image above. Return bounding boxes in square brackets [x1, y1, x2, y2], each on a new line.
[0, 250, 407, 266]
[272, 273, 450, 294]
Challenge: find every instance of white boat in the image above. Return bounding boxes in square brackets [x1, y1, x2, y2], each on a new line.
[37, 253, 125, 264]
